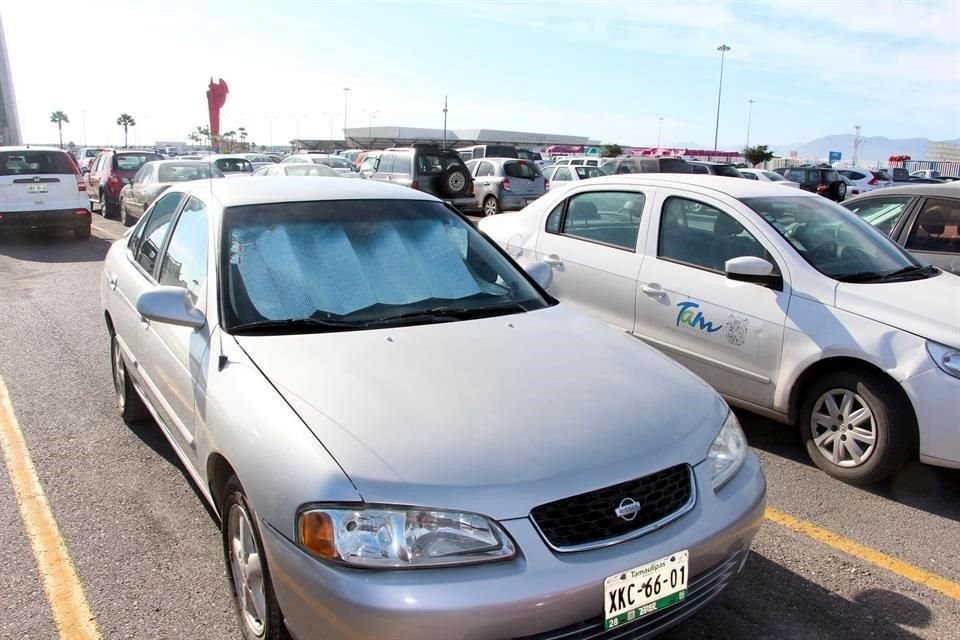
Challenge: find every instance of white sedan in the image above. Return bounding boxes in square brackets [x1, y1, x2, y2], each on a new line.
[479, 175, 960, 484]
[739, 168, 800, 188]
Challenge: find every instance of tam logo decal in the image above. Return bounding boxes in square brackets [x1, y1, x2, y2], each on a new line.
[676, 301, 723, 333]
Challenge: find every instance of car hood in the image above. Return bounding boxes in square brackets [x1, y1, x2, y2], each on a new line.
[836, 273, 960, 348]
[235, 305, 726, 519]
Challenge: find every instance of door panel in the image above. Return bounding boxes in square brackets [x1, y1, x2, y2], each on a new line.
[635, 193, 789, 408]
[535, 190, 648, 330]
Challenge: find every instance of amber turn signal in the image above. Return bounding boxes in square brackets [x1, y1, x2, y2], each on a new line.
[299, 511, 338, 559]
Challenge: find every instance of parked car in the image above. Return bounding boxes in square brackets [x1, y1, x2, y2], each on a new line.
[890, 167, 944, 184]
[738, 169, 800, 188]
[101, 176, 764, 640]
[838, 168, 893, 194]
[251, 163, 340, 177]
[118, 160, 223, 226]
[599, 157, 692, 175]
[552, 156, 605, 168]
[240, 154, 276, 171]
[367, 145, 474, 208]
[281, 153, 360, 177]
[453, 144, 518, 162]
[844, 184, 960, 275]
[542, 164, 603, 189]
[911, 169, 941, 179]
[205, 155, 254, 177]
[356, 150, 382, 178]
[687, 161, 744, 178]
[74, 147, 104, 172]
[781, 166, 847, 201]
[0, 146, 91, 239]
[86, 149, 163, 218]
[464, 158, 547, 216]
[480, 174, 960, 484]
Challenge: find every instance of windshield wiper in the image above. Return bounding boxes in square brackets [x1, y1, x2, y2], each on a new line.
[837, 264, 938, 283]
[229, 317, 362, 335]
[367, 302, 530, 327]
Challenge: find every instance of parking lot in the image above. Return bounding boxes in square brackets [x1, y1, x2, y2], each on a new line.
[0, 220, 957, 640]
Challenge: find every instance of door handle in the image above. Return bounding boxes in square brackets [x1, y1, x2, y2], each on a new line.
[108, 273, 118, 290]
[542, 254, 563, 267]
[640, 284, 666, 297]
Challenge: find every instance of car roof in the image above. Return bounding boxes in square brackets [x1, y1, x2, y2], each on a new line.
[173, 175, 438, 209]
[846, 183, 960, 200]
[0, 145, 67, 153]
[577, 174, 821, 198]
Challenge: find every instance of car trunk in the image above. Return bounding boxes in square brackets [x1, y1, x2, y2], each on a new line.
[0, 150, 82, 211]
[504, 160, 545, 197]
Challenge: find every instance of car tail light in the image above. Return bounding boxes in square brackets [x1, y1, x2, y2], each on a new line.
[816, 184, 828, 195]
[410, 179, 418, 190]
[502, 178, 512, 192]
[544, 178, 550, 191]
[74, 209, 90, 216]
[107, 174, 120, 186]
[76, 175, 86, 191]
[467, 180, 474, 196]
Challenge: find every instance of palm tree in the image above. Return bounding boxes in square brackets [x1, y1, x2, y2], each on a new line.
[116, 113, 136, 147]
[50, 111, 69, 149]
[238, 127, 247, 151]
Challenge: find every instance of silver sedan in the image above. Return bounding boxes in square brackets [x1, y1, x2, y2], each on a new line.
[100, 177, 765, 640]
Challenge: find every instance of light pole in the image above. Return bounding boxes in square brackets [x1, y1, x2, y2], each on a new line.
[657, 117, 664, 148]
[362, 109, 379, 141]
[322, 112, 340, 140]
[713, 44, 731, 153]
[746, 99, 755, 149]
[342, 87, 350, 142]
[443, 95, 449, 149]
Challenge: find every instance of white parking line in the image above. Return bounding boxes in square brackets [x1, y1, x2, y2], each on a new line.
[91, 223, 122, 241]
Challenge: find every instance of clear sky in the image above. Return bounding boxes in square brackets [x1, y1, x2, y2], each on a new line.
[3, 0, 959, 149]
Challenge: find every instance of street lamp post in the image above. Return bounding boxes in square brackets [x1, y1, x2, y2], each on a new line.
[443, 95, 448, 149]
[322, 112, 340, 140]
[343, 87, 350, 142]
[713, 44, 731, 153]
[362, 109, 379, 142]
[657, 117, 664, 148]
[746, 99, 755, 149]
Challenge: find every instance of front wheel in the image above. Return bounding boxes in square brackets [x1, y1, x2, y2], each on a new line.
[483, 195, 500, 216]
[800, 370, 915, 484]
[222, 477, 290, 640]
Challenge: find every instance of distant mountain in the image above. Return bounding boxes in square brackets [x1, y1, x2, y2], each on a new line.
[772, 135, 960, 162]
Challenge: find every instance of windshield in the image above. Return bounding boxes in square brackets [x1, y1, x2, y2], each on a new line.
[312, 157, 354, 170]
[114, 153, 162, 171]
[0, 150, 75, 176]
[714, 164, 744, 178]
[215, 158, 253, 173]
[245, 155, 272, 163]
[285, 164, 340, 177]
[221, 199, 549, 331]
[157, 163, 223, 182]
[762, 171, 787, 182]
[741, 196, 925, 281]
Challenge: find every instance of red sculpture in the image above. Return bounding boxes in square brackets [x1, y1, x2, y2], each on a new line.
[206, 78, 229, 151]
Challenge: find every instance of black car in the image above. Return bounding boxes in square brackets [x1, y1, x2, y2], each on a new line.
[781, 166, 847, 201]
[366, 144, 474, 209]
[598, 156, 691, 175]
[686, 161, 744, 177]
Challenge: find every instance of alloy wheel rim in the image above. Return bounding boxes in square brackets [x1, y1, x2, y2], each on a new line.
[484, 199, 497, 216]
[228, 503, 267, 637]
[112, 337, 125, 410]
[810, 388, 876, 467]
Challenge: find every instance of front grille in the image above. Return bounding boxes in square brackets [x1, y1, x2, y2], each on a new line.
[513, 549, 748, 640]
[530, 465, 693, 551]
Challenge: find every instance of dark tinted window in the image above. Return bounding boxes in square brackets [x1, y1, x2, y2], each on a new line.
[906, 198, 960, 253]
[617, 161, 637, 174]
[0, 150, 75, 176]
[824, 170, 840, 183]
[657, 158, 691, 173]
[134, 192, 182, 275]
[483, 145, 518, 159]
[114, 153, 162, 171]
[215, 158, 253, 173]
[713, 164, 743, 178]
[659, 197, 767, 272]
[477, 162, 494, 177]
[416, 152, 464, 176]
[742, 171, 759, 180]
[840, 170, 867, 181]
[159, 197, 209, 306]
[504, 161, 540, 179]
[690, 164, 709, 175]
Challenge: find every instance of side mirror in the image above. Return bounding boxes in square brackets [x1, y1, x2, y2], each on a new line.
[136, 287, 205, 329]
[80, 167, 90, 175]
[523, 260, 553, 289]
[725, 256, 782, 289]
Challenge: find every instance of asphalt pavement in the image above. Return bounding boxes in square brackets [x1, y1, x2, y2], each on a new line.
[0, 219, 958, 640]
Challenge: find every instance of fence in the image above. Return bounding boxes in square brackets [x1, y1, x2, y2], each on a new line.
[889, 160, 960, 177]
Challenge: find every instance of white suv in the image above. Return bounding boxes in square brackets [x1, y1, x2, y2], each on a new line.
[480, 174, 960, 484]
[0, 146, 91, 239]
[839, 168, 893, 193]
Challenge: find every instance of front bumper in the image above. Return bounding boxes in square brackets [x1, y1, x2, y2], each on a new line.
[261, 454, 766, 640]
[0, 208, 91, 231]
[901, 368, 960, 468]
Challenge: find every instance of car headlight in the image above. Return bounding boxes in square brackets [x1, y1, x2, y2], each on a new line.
[707, 411, 749, 491]
[927, 341, 960, 379]
[297, 505, 516, 568]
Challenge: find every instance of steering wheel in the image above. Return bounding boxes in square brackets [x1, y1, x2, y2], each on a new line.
[840, 245, 872, 269]
[808, 241, 838, 263]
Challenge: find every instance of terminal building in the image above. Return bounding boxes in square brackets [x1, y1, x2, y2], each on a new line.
[0, 12, 22, 145]
[292, 126, 601, 152]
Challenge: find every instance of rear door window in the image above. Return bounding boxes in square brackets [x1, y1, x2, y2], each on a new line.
[504, 161, 539, 179]
[477, 162, 494, 177]
[659, 196, 767, 272]
[906, 198, 960, 254]
[393, 154, 412, 175]
[0, 150, 75, 176]
[558, 191, 645, 251]
[133, 192, 184, 276]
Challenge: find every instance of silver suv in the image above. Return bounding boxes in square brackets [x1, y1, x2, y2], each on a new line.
[466, 157, 547, 215]
[367, 145, 474, 208]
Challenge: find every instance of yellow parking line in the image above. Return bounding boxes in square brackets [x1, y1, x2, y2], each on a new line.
[0, 376, 101, 639]
[766, 506, 960, 601]
[91, 224, 122, 241]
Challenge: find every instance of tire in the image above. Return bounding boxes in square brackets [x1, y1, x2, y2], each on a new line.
[111, 332, 148, 424]
[100, 191, 118, 219]
[483, 195, 500, 217]
[437, 166, 469, 198]
[800, 370, 915, 484]
[831, 181, 846, 202]
[74, 223, 91, 240]
[222, 476, 290, 640]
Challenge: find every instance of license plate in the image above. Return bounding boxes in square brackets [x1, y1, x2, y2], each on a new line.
[603, 550, 688, 630]
[27, 184, 48, 194]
